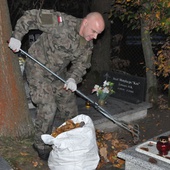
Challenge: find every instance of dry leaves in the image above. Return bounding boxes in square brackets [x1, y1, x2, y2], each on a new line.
[20, 152, 29, 156]
[96, 130, 129, 169]
[51, 119, 85, 137]
[32, 161, 39, 167]
[157, 95, 169, 109]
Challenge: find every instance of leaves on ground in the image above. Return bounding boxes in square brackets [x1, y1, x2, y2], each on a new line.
[96, 130, 128, 169]
[0, 137, 49, 170]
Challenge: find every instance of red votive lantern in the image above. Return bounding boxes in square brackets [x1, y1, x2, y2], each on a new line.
[156, 136, 170, 156]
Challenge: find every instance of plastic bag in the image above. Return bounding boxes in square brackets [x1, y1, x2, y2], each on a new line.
[41, 114, 99, 170]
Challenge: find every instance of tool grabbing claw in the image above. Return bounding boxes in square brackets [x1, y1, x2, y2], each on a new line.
[127, 124, 140, 143]
[117, 120, 140, 143]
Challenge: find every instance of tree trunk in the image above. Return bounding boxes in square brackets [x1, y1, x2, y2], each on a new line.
[0, 0, 34, 138]
[141, 18, 157, 104]
[87, 0, 112, 85]
[168, 79, 170, 108]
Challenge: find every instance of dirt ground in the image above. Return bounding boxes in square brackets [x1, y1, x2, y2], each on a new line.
[0, 96, 169, 170]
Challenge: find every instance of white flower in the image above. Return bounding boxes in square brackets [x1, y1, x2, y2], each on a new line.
[92, 80, 114, 100]
[103, 87, 109, 93]
[103, 81, 107, 86]
[103, 80, 109, 87]
[92, 85, 99, 93]
[94, 85, 99, 89]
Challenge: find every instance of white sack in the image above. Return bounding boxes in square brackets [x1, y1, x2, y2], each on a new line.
[41, 114, 99, 170]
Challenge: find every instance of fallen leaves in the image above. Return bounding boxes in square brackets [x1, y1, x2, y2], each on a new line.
[20, 152, 29, 156]
[0, 137, 48, 170]
[157, 95, 169, 109]
[51, 119, 85, 137]
[96, 130, 129, 169]
[99, 147, 109, 162]
[32, 161, 39, 167]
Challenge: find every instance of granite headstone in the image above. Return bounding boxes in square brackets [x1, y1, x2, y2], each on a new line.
[102, 71, 146, 104]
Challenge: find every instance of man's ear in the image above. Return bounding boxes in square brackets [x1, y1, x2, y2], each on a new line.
[83, 18, 88, 26]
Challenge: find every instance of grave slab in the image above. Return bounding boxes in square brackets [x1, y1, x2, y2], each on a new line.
[76, 95, 151, 131]
[118, 131, 170, 170]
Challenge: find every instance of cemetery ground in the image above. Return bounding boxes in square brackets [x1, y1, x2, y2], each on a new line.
[0, 95, 169, 170]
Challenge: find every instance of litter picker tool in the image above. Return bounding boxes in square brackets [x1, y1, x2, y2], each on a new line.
[18, 49, 140, 143]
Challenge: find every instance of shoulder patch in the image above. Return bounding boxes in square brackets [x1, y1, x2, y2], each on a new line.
[40, 13, 53, 25]
[38, 9, 55, 25]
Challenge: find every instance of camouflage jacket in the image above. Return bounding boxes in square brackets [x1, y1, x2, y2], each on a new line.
[12, 9, 93, 84]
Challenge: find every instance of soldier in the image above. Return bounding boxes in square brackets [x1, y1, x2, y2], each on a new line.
[8, 9, 105, 160]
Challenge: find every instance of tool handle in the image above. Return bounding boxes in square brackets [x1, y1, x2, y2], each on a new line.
[20, 49, 66, 83]
[18, 48, 139, 141]
[19, 49, 129, 124]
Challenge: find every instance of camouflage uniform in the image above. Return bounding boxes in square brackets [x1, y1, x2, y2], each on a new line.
[12, 9, 93, 149]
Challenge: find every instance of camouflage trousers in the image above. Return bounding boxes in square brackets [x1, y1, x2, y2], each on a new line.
[25, 58, 78, 150]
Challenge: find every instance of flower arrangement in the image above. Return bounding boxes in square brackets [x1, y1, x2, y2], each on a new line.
[92, 80, 115, 101]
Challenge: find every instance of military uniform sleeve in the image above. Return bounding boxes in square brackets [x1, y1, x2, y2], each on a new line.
[68, 44, 93, 84]
[12, 9, 59, 41]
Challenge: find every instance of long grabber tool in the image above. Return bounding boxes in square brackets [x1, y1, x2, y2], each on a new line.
[19, 49, 140, 143]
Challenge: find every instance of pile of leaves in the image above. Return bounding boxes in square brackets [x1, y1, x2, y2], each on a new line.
[96, 129, 129, 169]
[51, 119, 85, 137]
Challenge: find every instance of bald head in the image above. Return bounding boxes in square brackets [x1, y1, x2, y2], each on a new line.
[79, 12, 105, 41]
[86, 12, 105, 32]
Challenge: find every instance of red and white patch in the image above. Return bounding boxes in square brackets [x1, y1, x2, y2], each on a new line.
[57, 16, 62, 23]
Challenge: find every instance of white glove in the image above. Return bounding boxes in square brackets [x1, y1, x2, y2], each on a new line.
[64, 78, 77, 92]
[8, 37, 21, 52]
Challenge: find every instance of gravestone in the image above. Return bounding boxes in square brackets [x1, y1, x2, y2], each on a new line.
[102, 71, 146, 104]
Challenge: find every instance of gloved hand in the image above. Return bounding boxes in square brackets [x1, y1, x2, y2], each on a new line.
[8, 37, 21, 52]
[64, 78, 77, 92]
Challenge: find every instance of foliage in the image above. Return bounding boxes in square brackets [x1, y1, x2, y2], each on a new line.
[154, 38, 170, 89]
[92, 80, 115, 100]
[109, 0, 170, 34]
[109, 0, 170, 91]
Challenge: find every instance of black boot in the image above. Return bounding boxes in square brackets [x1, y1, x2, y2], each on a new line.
[33, 144, 51, 161]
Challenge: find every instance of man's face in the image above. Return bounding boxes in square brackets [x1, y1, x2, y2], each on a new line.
[81, 18, 104, 41]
